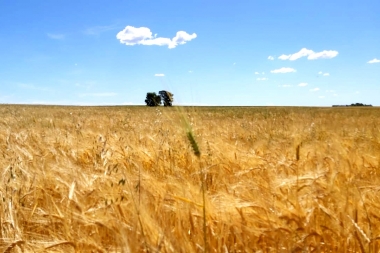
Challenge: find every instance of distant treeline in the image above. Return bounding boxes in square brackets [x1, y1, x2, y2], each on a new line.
[333, 103, 373, 107]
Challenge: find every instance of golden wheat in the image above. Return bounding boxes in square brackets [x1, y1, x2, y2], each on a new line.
[0, 105, 379, 252]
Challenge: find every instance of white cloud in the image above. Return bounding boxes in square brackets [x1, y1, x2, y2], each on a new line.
[254, 72, 260, 75]
[279, 84, 292, 87]
[326, 90, 335, 93]
[308, 50, 338, 60]
[278, 48, 338, 60]
[368, 58, 380, 64]
[310, 88, 320, 92]
[188, 70, 193, 73]
[298, 83, 308, 87]
[155, 74, 165, 77]
[319, 96, 325, 99]
[271, 67, 296, 73]
[268, 56, 274, 60]
[257, 78, 268, 81]
[47, 33, 65, 40]
[116, 26, 197, 49]
[318, 71, 330, 76]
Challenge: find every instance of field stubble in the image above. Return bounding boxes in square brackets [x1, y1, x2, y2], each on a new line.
[0, 105, 380, 252]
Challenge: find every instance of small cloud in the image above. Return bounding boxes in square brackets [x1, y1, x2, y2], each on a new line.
[262, 72, 265, 75]
[278, 48, 338, 60]
[233, 62, 236, 65]
[268, 56, 274, 60]
[279, 84, 292, 87]
[355, 91, 360, 94]
[319, 96, 325, 99]
[47, 33, 65, 40]
[298, 83, 308, 87]
[257, 78, 268, 81]
[254, 72, 260, 75]
[310, 88, 320, 92]
[271, 67, 296, 73]
[155, 73, 165, 77]
[188, 70, 193, 73]
[318, 71, 330, 76]
[326, 90, 335, 93]
[116, 26, 197, 49]
[368, 58, 380, 64]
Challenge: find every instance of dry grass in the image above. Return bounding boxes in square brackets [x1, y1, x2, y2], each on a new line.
[1, 105, 380, 252]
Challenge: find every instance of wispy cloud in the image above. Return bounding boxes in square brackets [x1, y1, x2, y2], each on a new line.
[75, 81, 96, 90]
[155, 73, 165, 77]
[256, 78, 268, 81]
[271, 67, 296, 73]
[268, 56, 274, 60]
[47, 33, 65, 40]
[85, 24, 119, 35]
[298, 83, 308, 87]
[318, 71, 330, 76]
[367, 58, 380, 64]
[310, 88, 320, 92]
[278, 48, 338, 60]
[319, 96, 325, 98]
[326, 90, 335, 93]
[79, 92, 117, 97]
[116, 26, 197, 49]
[18, 83, 50, 92]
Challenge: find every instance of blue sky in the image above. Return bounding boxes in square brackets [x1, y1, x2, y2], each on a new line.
[1, 0, 379, 106]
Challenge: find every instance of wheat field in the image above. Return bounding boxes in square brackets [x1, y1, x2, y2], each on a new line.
[0, 105, 379, 252]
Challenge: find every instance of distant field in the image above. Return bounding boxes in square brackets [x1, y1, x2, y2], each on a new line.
[1, 105, 380, 252]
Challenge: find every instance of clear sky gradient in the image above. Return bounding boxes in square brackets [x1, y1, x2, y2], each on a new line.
[1, 0, 379, 106]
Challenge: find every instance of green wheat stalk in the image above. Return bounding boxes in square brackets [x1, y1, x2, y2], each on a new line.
[187, 130, 207, 253]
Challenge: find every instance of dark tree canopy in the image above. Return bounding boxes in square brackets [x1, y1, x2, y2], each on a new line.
[145, 92, 161, 106]
[145, 90, 174, 106]
[159, 90, 174, 106]
[350, 103, 372, 107]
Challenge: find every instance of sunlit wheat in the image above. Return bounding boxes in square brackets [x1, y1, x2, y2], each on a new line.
[0, 105, 379, 252]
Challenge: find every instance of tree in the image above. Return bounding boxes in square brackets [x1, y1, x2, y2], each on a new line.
[159, 90, 174, 106]
[145, 92, 161, 106]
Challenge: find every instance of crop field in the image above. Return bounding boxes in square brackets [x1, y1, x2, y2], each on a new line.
[1, 105, 380, 252]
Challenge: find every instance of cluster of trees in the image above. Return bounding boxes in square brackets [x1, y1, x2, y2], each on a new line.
[145, 90, 174, 106]
[349, 103, 372, 107]
[333, 103, 373, 107]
